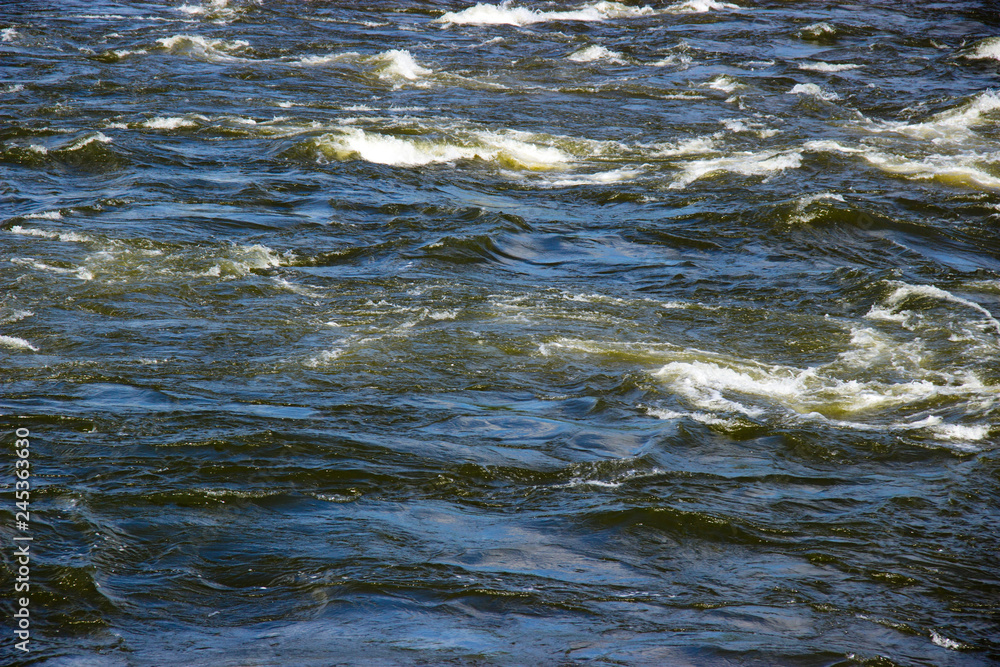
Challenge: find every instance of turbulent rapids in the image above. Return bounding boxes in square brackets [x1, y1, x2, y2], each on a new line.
[1, 0, 999, 665]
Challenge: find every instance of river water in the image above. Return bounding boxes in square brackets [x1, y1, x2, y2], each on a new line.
[2, 1, 999, 664]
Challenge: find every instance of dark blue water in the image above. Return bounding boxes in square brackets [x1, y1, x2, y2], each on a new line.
[2, 1, 999, 664]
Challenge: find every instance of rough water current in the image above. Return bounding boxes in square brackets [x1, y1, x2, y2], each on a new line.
[2, 1, 1000, 664]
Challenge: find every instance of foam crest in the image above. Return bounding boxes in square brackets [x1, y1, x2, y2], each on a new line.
[670, 150, 802, 188]
[788, 83, 839, 101]
[542, 332, 996, 447]
[667, 0, 738, 12]
[177, 0, 230, 15]
[0, 335, 37, 351]
[965, 37, 1000, 61]
[1, 28, 20, 42]
[798, 22, 836, 41]
[9, 225, 93, 243]
[142, 116, 201, 130]
[315, 127, 569, 169]
[654, 136, 715, 156]
[799, 61, 861, 73]
[369, 49, 432, 84]
[867, 90, 1000, 143]
[805, 141, 1000, 190]
[705, 75, 742, 93]
[568, 45, 627, 64]
[156, 34, 250, 61]
[436, 1, 658, 26]
[65, 132, 113, 151]
[871, 281, 1000, 334]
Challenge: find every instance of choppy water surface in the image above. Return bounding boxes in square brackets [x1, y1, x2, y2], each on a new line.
[2, 0, 1000, 664]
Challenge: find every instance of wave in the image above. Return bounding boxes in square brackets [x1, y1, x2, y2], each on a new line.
[964, 36, 1000, 61]
[798, 61, 862, 73]
[788, 83, 840, 101]
[312, 127, 570, 169]
[367, 49, 433, 85]
[156, 34, 251, 61]
[567, 45, 627, 64]
[669, 150, 802, 189]
[0, 335, 38, 351]
[6, 226, 294, 282]
[805, 140, 1000, 190]
[860, 90, 1000, 144]
[436, 1, 660, 26]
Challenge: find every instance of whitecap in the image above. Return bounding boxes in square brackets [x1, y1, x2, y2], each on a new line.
[9, 225, 93, 243]
[314, 127, 569, 169]
[0, 335, 38, 352]
[864, 90, 1000, 144]
[965, 36, 1000, 61]
[156, 34, 250, 61]
[142, 116, 200, 130]
[568, 45, 627, 64]
[705, 75, 742, 93]
[788, 83, 840, 101]
[799, 22, 836, 40]
[369, 49, 432, 83]
[670, 150, 802, 188]
[666, 0, 738, 13]
[799, 61, 862, 73]
[65, 132, 113, 151]
[436, 1, 659, 27]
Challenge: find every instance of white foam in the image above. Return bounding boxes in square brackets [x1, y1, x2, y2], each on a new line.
[905, 417, 991, 443]
[370, 49, 432, 83]
[1, 28, 19, 42]
[799, 61, 862, 73]
[705, 75, 742, 93]
[142, 116, 199, 130]
[543, 333, 995, 448]
[544, 167, 643, 186]
[178, 0, 230, 15]
[788, 192, 846, 224]
[667, 0, 738, 13]
[9, 225, 92, 243]
[965, 37, 1000, 61]
[0, 309, 33, 325]
[229, 244, 288, 271]
[436, 1, 658, 26]
[866, 90, 1000, 144]
[12, 258, 94, 281]
[650, 52, 692, 68]
[788, 83, 840, 101]
[305, 348, 344, 367]
[930, 630, 966, 650]
[156, 34, 250, 61]
[721, 119, 780, 138]
[315, 127, 569, 169]
[875, 281, 1000, 334]
[568, 45, 627, 64]
[65, 132, 112, 151]
[292, 52, 357, 66]
[0, 335, 37, 351]
[804, 140, 1000, 190]
[22, 211, 63, 221]
[646, 406, 738, 427]
[654, 136, 715, 156]
[799, 22, 836, 40]
[2, 84, 24, 94]
[670, 150, 802, 188]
